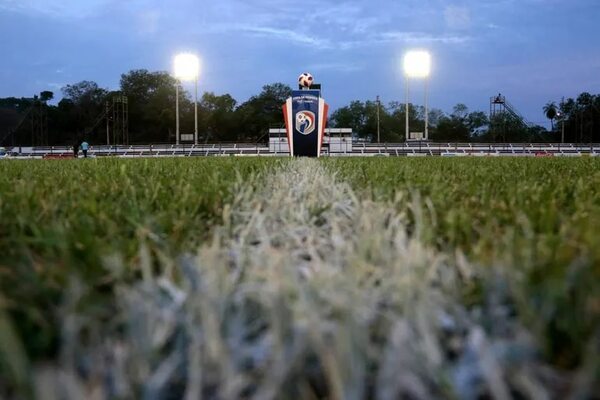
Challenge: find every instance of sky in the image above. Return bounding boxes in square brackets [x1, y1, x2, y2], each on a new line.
[0, 0, 599, 127]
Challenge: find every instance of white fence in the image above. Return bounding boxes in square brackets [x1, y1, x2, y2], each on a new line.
[4, 142, 600, 159]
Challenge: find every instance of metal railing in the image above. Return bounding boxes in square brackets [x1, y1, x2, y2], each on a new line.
[4, 142, 599, 158]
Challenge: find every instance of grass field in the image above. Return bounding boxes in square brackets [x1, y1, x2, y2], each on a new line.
[0, 158, 279, 396]
[0, 157, 599, 399]
[328, 158, 600, 365]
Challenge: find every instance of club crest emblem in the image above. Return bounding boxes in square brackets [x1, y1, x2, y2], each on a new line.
[295, 111, 316, 135]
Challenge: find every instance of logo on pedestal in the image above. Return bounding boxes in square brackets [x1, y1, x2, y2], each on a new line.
[296, 111, 316, 135]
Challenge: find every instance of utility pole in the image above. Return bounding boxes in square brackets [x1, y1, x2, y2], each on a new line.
[106, 101, 110, 145]
[561, 97, 565, 144]
[405, 76, 409, 141]
[425, 77, 429, 140]
[194, 77, 199, 146]
[376, 95, 381, 143]
[176, 81, 180, 145]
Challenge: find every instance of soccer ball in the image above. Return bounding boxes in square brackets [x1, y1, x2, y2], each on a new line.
[298, 72, 314, 88]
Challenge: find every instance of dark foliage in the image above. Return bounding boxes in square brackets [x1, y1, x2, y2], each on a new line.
[1, 70, 598, 145]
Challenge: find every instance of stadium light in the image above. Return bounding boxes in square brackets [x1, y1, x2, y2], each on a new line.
[403, 50, 432, 141]
[403, 51, 431, 78]
[173, 53, 201, 145]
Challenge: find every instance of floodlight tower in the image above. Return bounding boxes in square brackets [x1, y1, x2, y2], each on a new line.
[174, 53, 201, 145]
[403, 51, 431, 141]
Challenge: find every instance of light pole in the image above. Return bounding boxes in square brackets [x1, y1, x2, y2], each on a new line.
[560, 98, 564, 144]
[556, 111, 565, 144]
[106, 101, 110, 145]
[376, 95, 381, 143]
[425, 77, 429, 140]
[405, 75, 409, 141]
[175, 80, 180, 145]
[195, 76, 198, 145]
[174, 53, 201, 145]
[403, 50, 432, 141]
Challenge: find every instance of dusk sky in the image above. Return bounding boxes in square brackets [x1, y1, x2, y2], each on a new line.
[1, 0, 599, 126]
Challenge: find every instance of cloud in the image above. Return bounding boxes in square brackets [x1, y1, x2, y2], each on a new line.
[198, 22, 331, 49]
[0, 0, 112, 18]
[201, 22, 471, 52]
[136, 9, 161, 36]
[322, 31, 471, 52]
[444, 5, 471, 30]
[371, 31, 471, 45]
[238, 25, 332, 48]
[306, 62, 364, 73]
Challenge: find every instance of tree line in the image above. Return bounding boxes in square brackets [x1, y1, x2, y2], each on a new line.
[543, 93, 600, 143]
[1, 68, 598, 146]
[0, 70, 293, 146]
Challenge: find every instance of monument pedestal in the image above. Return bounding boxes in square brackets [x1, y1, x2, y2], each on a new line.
[282, 89, 329, 157]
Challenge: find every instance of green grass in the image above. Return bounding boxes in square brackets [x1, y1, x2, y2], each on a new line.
[0, 157, 599, 398]
[327, 157, 600, 369]
[0, 158, 279, 360]
[328, 157, 600, 263]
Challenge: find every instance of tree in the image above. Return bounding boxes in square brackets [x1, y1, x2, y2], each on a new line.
[433, 116, 470, 142]
[330, 99, 430, 142]
[120, 70, 183, 143]
[3, 68, 599, 146]
[466, 111, 489, 137]
[487, 112, 530, 142]
[120, 70, 177, 104]
[543, 102, 558, 130]
[429, 105, 489, 142]
[40, 91, 54, 102]
[388, 101, 422, 142]
[61, 81, 109, 140]
[62, 81, 108, 106]
[200, 92, 238, 141]
[555, 94, 600, 143]
[451, 103, 469, 120]
[330, 101, 368, 137]
[431, 104, 470, 142]
[427, 109, 445, 128]
[257, 83, 292, 105]
[235, 83, 292, 141]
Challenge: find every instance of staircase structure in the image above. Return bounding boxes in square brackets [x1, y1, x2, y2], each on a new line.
[490, 94, 540, 142]
[490, 94, 535, 128]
